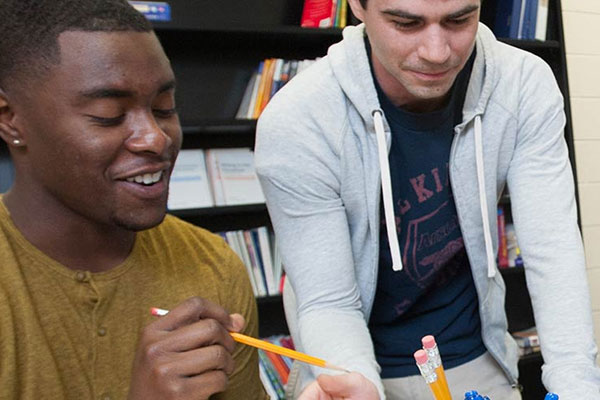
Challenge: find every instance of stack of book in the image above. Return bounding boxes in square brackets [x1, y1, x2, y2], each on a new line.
[236, 58, 317, 120]
[167, 148, 265, 210]
[512, 327, 540, 356]
[497, 205, 523, 269]
[493, 0, 549, 40]
[220, 227, 283, 297]
[259, 335, 295, 399]
[300, 0, 348, 29]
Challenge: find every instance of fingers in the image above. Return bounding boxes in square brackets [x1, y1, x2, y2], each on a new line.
[153, 297, 234, 331]
[316, 372, 379, 399]
[298, 380, 331, 400]
[155, 345, 236, 378]
[157, 318, 237, 354]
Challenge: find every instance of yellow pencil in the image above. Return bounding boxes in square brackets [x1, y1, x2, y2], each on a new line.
[150, 307, 349, 373]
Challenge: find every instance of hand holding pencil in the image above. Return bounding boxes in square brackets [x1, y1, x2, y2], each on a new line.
[128, 297, 243, 400]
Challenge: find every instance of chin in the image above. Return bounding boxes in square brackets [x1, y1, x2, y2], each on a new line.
[113, 211, 167, 232]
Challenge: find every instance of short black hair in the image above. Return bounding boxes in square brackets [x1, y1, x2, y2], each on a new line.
[0, 0, 152, 92]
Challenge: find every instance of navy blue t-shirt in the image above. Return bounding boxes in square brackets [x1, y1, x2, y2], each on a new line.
[367, 44, 486, 378]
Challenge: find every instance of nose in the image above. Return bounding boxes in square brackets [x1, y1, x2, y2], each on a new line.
[125, 112, 173, 156]
[417, 25, 451, 65]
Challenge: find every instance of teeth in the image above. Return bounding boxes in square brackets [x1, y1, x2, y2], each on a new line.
[125, 171, 163, 185]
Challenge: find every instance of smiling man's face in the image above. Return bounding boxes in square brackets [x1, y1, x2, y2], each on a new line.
[10, 30, 182, 231]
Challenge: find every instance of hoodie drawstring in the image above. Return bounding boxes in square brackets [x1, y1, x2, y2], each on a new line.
[373, 110, 403, 272]
[474, 115, 497, 278]
[373, 111, 495, 278]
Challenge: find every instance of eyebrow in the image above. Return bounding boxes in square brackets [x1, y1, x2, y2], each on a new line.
[79, 79, 176, 100]
[382, 4, 480, 20]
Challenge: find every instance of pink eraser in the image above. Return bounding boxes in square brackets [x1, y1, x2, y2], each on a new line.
[414, 349, 429, 365]
[422, 335, 436, 349]
[150, 307, 168, 316]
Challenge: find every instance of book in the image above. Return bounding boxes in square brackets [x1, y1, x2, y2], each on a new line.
[0, 153, 15, 194]
[167, 149, 214, 210]
[256, 227, 278, 295]
[535, 0, 548, 40]
[512, 327, 540, 355]
[253, 58, 274, 119]
[243, 230, 269, 296]
[259, 362, 281, 399]
[300, 0, 335, 28]
[246, 61, 264, 119]
[205, 148, 265, 206]
[225, 230, 259, 296]
[235, 71, 258, 119]
[258, 350, 286, 399]
[521, 0, 539, 39]
[493, 0, 522, 38]
[497, 206, 509, 268]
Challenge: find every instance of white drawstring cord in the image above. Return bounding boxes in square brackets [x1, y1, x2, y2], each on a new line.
[373, 110, 403, 272]
[474, 115, 496, 278]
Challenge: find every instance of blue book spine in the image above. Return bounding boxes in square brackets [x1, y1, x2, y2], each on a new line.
[523, 0, 538, 39]
[509, 0, 523, 39]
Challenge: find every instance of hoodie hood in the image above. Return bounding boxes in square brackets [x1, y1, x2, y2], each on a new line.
[327, 22, 500, 277]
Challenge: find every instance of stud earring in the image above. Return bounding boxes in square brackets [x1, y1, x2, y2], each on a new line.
[13, 139, 20, 145]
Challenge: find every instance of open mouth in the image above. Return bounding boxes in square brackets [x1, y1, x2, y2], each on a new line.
[125, 171, 163, 186]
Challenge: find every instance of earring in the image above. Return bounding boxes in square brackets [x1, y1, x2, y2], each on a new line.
[12, 139, 20, 145]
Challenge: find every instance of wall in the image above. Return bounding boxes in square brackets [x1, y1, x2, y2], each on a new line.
[562, 0, 600, 348]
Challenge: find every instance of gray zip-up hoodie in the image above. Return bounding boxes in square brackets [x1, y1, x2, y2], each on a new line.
[255, 23, 600, 399]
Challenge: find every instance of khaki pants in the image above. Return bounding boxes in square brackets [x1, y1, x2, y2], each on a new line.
[382, 352, 522, 400]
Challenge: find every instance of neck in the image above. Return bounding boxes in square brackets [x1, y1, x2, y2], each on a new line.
[3, 185, 135, 273]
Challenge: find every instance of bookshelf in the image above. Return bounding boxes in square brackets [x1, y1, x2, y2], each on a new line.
[0, 0, 574, 398]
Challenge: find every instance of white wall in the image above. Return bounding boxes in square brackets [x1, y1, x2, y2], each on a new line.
[562, 0, 600, 349]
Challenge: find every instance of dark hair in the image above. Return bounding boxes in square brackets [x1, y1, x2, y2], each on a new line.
[0, 0, 152, 92]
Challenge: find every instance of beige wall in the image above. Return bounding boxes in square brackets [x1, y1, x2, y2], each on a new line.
[563, 0, 600, 347]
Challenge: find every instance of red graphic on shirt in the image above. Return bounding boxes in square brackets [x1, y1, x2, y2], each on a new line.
[402, 201, 463, 288]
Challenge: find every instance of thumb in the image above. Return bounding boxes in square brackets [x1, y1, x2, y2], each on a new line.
[316, 373, 360, 397]
[228, 313, 245, 332]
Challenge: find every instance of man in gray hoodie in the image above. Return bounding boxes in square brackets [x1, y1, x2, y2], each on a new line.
[255, 0, 600, 399]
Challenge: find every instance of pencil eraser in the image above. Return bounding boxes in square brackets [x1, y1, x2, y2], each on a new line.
[422, 335, 436, 349]
[414, 349, 428, 365]
[150, 307, 168, 316]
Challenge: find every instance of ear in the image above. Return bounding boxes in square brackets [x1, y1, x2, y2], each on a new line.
[347, 0, 366, 22]
[0, 89, 26, 148]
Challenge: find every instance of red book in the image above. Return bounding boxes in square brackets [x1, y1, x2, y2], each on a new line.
[300, 0, 335, 28]
[497, 206, 509, 268]
[264, 350, 290, 384]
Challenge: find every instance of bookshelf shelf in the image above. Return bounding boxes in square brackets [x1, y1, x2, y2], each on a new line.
[181, 120, 257, 149]
[499, 38, 561, 50]
[169, 204, 269, 232]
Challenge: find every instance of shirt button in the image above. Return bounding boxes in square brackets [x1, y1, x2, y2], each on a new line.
[75, 271, 86, 282]
[97, 327, 107, 337]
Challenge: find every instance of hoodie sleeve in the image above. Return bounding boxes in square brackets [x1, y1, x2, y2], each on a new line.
[507, 56, 600, 399]
[254, 73, 385, 399]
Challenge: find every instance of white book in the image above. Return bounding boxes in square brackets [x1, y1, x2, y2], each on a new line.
[204, 149, 225, 206]
[209, 148, 265, 206]
[535, 0, 548, 41]
[226, 230, 259, 296]
[259, 362, 279, 400]
[235, 71, 258, 119]
[167, 149, 213, 210]
[517, 0, 527, 39]
[270, 230, 283, 290]
[242, 230, 268, 297]
[257, 227, 278, 295]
